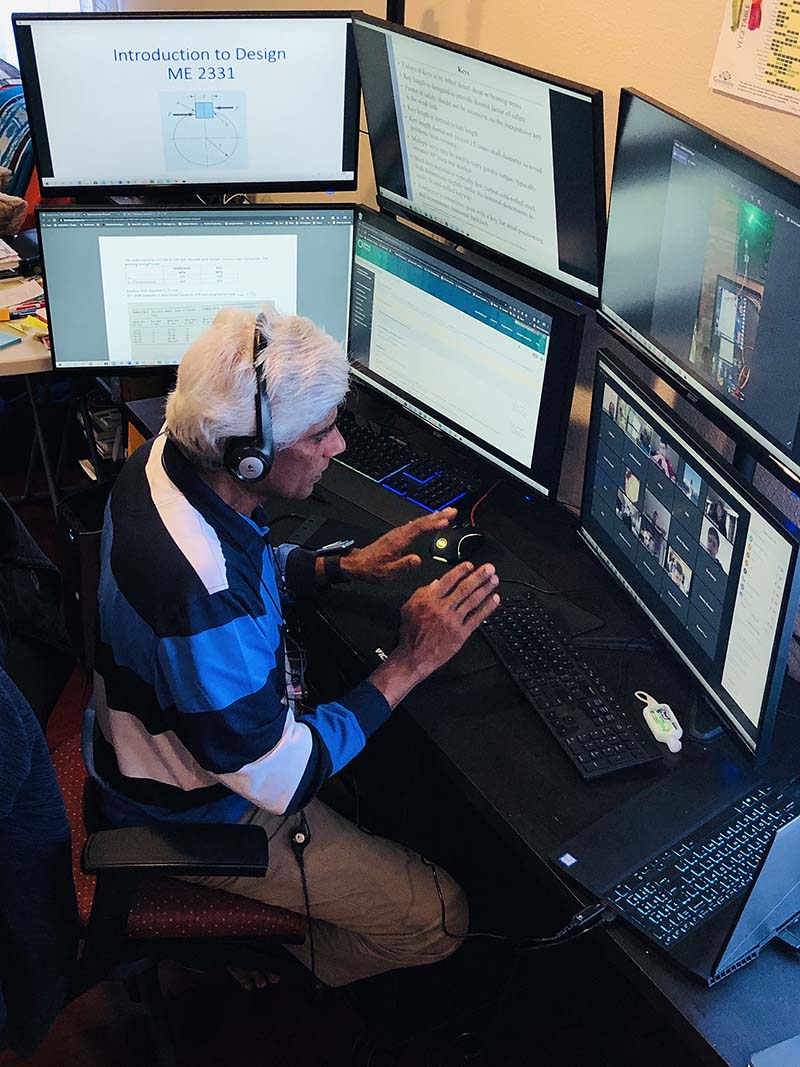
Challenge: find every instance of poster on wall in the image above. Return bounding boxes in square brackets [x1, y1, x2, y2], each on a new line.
[710, 0, 800, 117]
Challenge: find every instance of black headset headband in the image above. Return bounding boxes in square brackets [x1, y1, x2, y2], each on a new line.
[222, 312, 275, 482]
[252, 312, 271, 452]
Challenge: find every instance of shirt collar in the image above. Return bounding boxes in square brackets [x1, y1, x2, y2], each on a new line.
[160, 437, 269, 561]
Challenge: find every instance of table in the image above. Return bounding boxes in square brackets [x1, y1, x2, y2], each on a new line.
[296, 467, 800, 1067]
[0, 328, 50, 377]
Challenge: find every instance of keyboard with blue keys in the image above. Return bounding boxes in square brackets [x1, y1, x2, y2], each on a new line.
[335, 411, 479, 512]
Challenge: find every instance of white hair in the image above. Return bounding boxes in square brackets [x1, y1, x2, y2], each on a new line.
[165, 306, 350, 470]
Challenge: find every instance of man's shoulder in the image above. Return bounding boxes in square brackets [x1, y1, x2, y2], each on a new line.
[105, 441, 245, 631]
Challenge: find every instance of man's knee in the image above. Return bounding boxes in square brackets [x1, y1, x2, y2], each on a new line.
[408, 863, 469, 966]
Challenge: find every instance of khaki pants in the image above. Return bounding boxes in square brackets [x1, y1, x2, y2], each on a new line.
[186, 797, 468, 988]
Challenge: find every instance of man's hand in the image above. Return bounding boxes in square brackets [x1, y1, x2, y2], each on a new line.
[371, 561, 500, 707]
[340, 507, 458, 583]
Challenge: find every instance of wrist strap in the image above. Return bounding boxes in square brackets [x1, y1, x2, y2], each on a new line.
[322, 552, 350, 585]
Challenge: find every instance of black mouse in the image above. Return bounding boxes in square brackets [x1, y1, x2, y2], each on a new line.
[430, 524, 485, 564]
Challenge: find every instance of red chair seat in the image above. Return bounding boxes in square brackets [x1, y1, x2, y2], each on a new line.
[52, 734, 305, 941]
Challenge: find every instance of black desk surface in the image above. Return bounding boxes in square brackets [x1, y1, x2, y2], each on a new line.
[126, 396, 167, 439]
[126, 397, 800, 1066]
[283, 470, 800, 1067]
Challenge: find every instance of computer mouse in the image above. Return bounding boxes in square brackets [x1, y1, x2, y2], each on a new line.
[430, 525, 485, 564]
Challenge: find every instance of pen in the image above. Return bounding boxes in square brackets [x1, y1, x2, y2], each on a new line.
[316, 539, 356, 555]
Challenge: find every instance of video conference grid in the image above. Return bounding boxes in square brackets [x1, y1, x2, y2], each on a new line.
[589, 376, 741, 663]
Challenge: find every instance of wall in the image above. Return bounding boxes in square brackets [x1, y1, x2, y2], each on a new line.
[405, 0, 800, 187]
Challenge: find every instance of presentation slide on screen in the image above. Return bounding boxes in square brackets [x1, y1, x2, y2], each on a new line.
[98, 234, 297, 364]
[378, 31, 562, 279]
[359, 251, 547, 468]
[24, 18, 352, 184]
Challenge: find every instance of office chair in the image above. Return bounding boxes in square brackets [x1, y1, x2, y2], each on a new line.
[49, 732, 306, 1067]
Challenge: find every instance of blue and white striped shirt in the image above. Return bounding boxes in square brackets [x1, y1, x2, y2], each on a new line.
[85, 434, 391, 826]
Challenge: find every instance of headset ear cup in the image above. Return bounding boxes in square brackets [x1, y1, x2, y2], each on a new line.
[237, 450, 267, 481]
[223, 438, 271, 482]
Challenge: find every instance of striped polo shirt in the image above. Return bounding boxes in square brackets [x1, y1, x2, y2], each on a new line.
[84, 433, 391, 827]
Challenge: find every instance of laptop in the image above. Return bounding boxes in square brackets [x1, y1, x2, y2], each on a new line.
[552, 764, 800, 985]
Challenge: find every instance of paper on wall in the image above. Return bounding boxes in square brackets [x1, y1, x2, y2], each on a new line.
[710, 0, 800, 117]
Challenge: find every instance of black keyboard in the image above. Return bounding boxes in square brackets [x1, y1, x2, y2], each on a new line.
[336, 411, 478, 512]
[480, 590, 661, 780]
[608, 779, 800, 947]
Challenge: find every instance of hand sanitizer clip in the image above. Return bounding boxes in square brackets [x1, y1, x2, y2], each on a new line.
[635, 691, 683, 753]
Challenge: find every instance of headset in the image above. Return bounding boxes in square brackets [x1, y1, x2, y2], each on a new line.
[223, 312, 275, 482]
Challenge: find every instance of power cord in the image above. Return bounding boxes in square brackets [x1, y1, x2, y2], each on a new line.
[500, 576, 561, 596]
[349, 773, 615, 952]
[290, 811, 319, 989]
[423, 856, 615, 951]
[469, 480, 502, 526]
[499, 577, 607, 599]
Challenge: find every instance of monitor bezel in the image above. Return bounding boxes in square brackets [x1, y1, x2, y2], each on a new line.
[349, 204, 585, 502]
[599, 88, 800, 490]
[352, 13, 607, 307]
[581, 347, 800, 763]
[13, 10, 361, 196]
[36, 201, 357, 373]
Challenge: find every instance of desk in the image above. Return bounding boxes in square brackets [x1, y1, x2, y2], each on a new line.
[291, 471, 800, 1067]
[0, 329, 50, 377]
[126, 396, 800, 1066]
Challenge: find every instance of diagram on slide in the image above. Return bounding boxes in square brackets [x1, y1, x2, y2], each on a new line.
[160, 92, 248, 169]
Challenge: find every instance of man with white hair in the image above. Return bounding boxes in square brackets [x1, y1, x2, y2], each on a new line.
[84, 306, 500, 991]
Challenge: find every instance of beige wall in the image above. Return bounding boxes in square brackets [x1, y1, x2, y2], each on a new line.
[118, 1, 800, 195]
[405, 0, 800, 188]
[121, 1, 384, 12]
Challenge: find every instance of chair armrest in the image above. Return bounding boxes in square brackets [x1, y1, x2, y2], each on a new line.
[81, 823, 269, 878]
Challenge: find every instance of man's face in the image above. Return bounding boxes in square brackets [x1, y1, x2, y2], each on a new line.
[707, 532, 719, 559]
[263, 407, 345, 500]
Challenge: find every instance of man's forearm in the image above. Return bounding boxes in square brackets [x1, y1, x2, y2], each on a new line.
[369, 651, 426, 709]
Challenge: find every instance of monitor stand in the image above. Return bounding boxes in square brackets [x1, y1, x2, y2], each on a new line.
[732, 441, 757, 485]
[686, 687, 724, 744]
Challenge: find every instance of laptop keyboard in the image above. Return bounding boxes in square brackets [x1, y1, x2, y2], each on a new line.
[480, 590, 661, 780]
[335, 411, 478, 512]
[608, 779, 800, 947]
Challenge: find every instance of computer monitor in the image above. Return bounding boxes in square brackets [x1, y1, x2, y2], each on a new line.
[353, 15, 605, 302]
[581, 349, 800, 761]
[13, 12, 359, 195]
[601, 90, 800, 482]
[349, 206, 585, 499]
[37, 204, 354, 371]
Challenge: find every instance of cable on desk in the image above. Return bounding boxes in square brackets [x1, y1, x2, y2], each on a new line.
[424, 857, 615, 950]
[469, 479, 502, 526]
[499, 577, 561, 596]
[558, 500, 581, 516]
[615, 632, 650, 693]
[349, 774, 615, 951]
